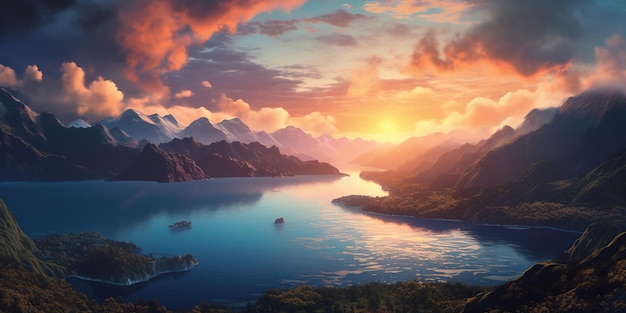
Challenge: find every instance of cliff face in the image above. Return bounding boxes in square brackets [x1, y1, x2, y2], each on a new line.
[463, 223, 626, 312]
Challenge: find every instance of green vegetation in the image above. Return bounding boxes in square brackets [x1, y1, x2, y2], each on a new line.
[35, 232, 197, 284]
[75, 245, 153, 282]
[0, 255, 232, 313]
[0, 199, 64, 277]
[464, 230, 626, 312]
[243, 281, 486, 313]
[36, 231, 139, 273]
[348, 169, 626, 231]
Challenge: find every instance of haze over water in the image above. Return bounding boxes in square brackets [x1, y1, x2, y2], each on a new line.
[0, 172, 580, 309]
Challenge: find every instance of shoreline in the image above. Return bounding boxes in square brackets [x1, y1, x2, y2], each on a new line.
[333, 201, 583, 233]
[68, 263, 198, 286]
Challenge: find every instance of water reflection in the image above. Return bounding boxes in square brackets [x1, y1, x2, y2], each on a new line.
[0, 175, 343, 237]
[315, 205, 580, 286]
[354, 211, 581, 262]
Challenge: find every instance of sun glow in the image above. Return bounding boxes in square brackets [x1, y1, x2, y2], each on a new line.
[380, 118, 396, 133]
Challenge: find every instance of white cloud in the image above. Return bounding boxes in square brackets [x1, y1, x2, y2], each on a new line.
[60, 62, 124, 120]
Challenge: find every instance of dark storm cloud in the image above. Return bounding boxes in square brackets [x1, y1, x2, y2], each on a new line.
[0, 0, 76, 37]
[412, 0, 608, 76]
[170, 40, 306, 111]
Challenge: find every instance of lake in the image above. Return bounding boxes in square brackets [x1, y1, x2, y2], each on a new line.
[0, 172, 581, 310]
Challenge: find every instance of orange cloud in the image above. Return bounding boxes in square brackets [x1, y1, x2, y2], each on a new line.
[0, 65, 18, 87]
[174, 89, 194, 99]
[23, 65, 43, 82]
[201, 80, 213, 88]
[363, 0, 471, 22]
[0, 64, 43, 88]
[290, 112, 338, 136]
[117, 0, 305, 92]
[348, 56, 382, 97]
[218, 94, 290, 132]
[60, 62, 124, 120]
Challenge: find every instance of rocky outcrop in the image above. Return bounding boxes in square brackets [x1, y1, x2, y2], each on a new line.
[113, 143, 208, 182]
[463, 223, 626, 312]
[331, 195, 375, 207]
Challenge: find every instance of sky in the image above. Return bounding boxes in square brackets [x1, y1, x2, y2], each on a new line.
[1, 0, 625, 143]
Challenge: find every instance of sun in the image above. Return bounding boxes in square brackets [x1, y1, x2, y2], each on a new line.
[380, 118, 396, 133]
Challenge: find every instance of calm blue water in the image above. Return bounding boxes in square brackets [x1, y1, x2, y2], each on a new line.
[0, 173, 580, 310]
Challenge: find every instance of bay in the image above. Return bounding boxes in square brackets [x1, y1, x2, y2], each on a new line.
[0, 172, 580, 310]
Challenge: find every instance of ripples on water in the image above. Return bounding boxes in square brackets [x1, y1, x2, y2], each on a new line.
[0, 173, 581, 309]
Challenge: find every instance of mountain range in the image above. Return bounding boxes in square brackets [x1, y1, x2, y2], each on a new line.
[338, 88, 626, 231]
[0, 88, 344, 182]
[96, 108, 379, 164]
[380, 90, 626, 191]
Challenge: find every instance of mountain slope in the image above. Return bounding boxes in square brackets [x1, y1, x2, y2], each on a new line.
[0, 199, 61, 277]
[411, 126, 516, 187]
[179, 117, 227, 145]
[463, 223, 626, 312]
[457, 90, 626, 188]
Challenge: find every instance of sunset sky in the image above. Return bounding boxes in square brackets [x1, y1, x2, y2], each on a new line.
[1, 0, 625, 142]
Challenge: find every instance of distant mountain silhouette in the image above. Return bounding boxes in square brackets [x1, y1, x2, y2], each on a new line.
[270, 126, 382, 163]
[353, 130, 469, 170]
[100, 109, 181, 144]
[411, 126, 516, 188]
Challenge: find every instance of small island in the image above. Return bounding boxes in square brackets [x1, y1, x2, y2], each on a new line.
[274, 217, 285, 224]
[36, 232, 197, 285]
[169, 220, 192, 228]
